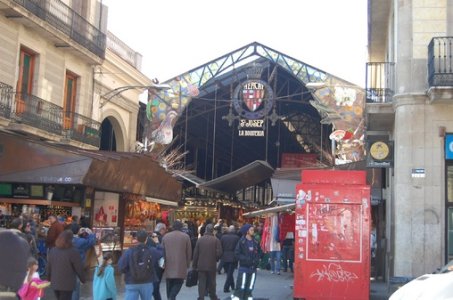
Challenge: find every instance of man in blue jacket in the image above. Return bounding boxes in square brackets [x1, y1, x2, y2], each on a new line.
[118, 230, 157, 300]
[72, 227, 97, 300]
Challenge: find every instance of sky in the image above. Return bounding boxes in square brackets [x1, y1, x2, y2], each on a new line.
[103, 0, 368, 87]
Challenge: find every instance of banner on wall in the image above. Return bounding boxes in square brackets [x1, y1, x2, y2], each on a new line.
[94, 191, 119, 227]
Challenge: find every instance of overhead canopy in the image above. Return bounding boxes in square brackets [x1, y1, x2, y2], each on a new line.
[198, 160, 274, 194]
[0, 132, 181, 202]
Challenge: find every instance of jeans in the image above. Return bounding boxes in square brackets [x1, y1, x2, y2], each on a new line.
[71, 277, 80, 300]
[166, 278, 184, 300]
[223, 261, 236, 291]
[233, 270, 256, 299]
[124, 283, 154, 300]
[153, 281, 162, 300]
[269, 251, 281, 273]
[281, 245, 294, 272]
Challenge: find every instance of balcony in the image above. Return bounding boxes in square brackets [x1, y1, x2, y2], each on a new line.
[11, 92, 63, 134]
[365, 62, 395, 103]
[63, 111, 101, 147]
[107, 31, 142, 70]
[11, 0, 106, 59]
[365, 62, 395, 133]
[0, 82, 13, 119]
[428, 37, 453, 87]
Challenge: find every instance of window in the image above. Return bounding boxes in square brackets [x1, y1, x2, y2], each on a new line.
[63, 71, 78, 129]
[16, 47, 36, 113]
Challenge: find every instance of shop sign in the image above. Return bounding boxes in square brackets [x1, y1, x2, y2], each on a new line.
[446, 134, 453, 159]
[366, 138, 393, 168]
[238, 119, 264, 137]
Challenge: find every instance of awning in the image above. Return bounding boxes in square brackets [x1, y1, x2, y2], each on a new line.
[270, 178, 298, 204]
[242, 203, 295, 217]
[0, 132, 181, 202]
[198, 160, 274, 194]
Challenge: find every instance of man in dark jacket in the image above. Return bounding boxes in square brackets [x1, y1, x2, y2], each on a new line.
[220, 225, 240, 293]
[192, 224, 222, 300]
[0, 229, 30, 299]
[118, 230, 156, 299]
[232, 224, 260, 300]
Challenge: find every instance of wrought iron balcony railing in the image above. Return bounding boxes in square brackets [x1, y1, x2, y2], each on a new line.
[365, 62, 395, 103]
[428, 37, 453, 87]
[13, 0, 106, 59]
[63, 111, 101, 147]
[107, 31, 142, 70]
[0, 82, 13, 118]
[11, 92, 63, 134]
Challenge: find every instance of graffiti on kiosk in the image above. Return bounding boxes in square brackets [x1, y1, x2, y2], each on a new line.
[309, 263, 358, 282]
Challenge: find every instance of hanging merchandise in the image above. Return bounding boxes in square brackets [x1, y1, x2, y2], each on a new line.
[269, 214, 281, 252]
[279, 213, 295, 242]
[260, 216, 271, 253]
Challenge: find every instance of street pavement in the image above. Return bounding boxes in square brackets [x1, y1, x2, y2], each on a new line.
[39, 268, 392, 300]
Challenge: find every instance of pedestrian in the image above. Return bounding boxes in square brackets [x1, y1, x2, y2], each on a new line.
[232, 224, 260, 300]
[220, 225, 240, 293]
[17, 256, 50, 300]
[72, 227, 97, 300]
[93, 252, 117, 300]
[192, 224, 222, 300]
[281, 232, 294, 272]
[46, 230, 85, 300]
[46, 215, 65, 249]
[0, 229, 30, 300]
[161, 220, 192, 300]
[69, 216, 80, 235]
[146, 231, 165, 300]
[118, 230, 155, 300]
[24, 221, 39, 258]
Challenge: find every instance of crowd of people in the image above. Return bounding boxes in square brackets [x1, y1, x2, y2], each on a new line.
[0, 215, 294, 300]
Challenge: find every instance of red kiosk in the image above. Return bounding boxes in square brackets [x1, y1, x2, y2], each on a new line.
[294, 170, 371, 300]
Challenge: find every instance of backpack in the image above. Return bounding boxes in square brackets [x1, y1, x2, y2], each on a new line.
[129, 244, 154, 283]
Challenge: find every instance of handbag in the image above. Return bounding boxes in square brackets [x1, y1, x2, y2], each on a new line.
[185, 269, 198, 287]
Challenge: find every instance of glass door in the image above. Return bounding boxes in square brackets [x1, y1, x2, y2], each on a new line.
[447, 164, 453, 261]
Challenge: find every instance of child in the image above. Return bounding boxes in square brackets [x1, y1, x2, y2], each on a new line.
[93, 252, 117, 300]
[18, 257, 50, 300]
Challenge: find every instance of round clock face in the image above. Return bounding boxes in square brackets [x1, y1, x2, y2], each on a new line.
[370, 141, 389, 160]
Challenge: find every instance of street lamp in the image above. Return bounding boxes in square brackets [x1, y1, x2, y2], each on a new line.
[99, 82, 170, 108]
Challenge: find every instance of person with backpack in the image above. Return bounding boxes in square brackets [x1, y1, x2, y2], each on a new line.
[118, 230, 156, 299]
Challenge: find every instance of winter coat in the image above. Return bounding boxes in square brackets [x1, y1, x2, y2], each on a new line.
[72, 233, 96, 264]
[161, 229, 192, 279]
[0, 230, 30, 292]
[46, 246, 85, 291]
[118, 243, 158, 284]
[192, 232, 222, 271]
[221, 232, 240, 263]
[235, 236, 260, 272]
[93, 265, 117, 300]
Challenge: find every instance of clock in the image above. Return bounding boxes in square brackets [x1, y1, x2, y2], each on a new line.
[370, 141, 390, 160]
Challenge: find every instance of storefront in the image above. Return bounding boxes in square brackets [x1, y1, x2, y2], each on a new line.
[0, 132, 181, 254]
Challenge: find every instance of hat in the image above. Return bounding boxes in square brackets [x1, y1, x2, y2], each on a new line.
[205, 224, 214, 234]
[78, 227, 92, 236]
[173, 220, 183, 231]
[239, 223, 253, 235]
[227, 225, 236, 233]
[136, 230, 148, 243]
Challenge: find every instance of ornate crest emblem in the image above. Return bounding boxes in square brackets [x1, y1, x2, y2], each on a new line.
[232, 79, 273, 119]
[242, 82, 265, 112]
